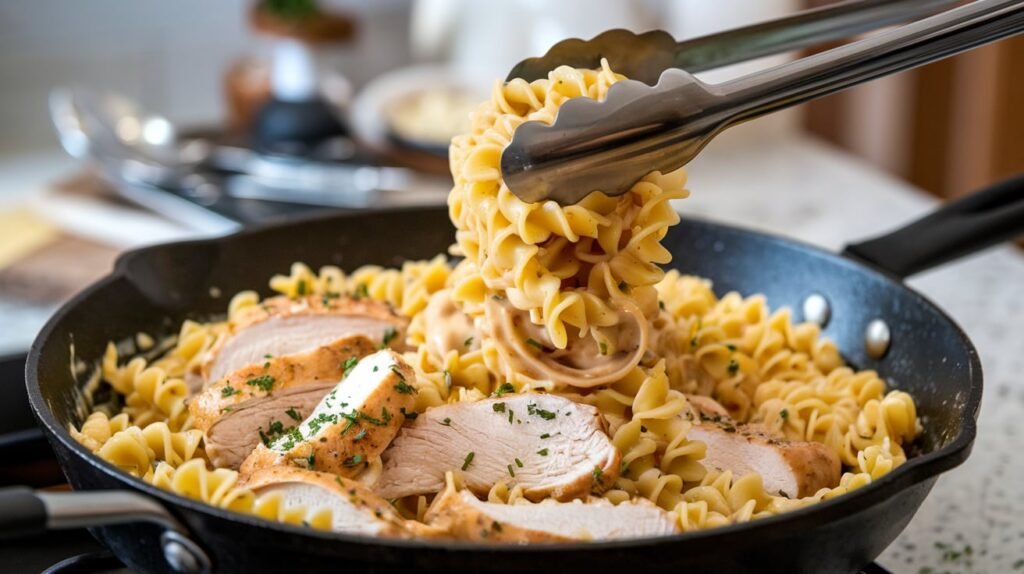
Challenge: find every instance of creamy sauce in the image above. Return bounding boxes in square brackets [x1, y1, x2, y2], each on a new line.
[423, 289, 478, 357]
[482, 297, 649, 388]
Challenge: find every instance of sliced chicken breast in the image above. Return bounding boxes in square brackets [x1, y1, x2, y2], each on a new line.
[688, 421, 840, 498]
[240, 350, 416, 479]
[375, 394, 620, 501]
[190, 334, 379, 469]
[245, 466, 412, 537]
[426, 488, 679, 542]
[202, 295, 407, 385]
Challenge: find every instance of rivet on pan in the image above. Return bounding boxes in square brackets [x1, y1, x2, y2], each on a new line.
[802, 293, 831, 327]
[161, 531, 211, 574]
[865, 319, 891, 360]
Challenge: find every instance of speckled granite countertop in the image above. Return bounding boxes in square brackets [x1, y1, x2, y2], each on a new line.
[3, 135, 1022, 571]
[686, 134, 1024, 574]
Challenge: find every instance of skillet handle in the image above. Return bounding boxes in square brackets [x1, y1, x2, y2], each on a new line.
[843, 173, 1024, 279]
[0, 487, 211, 573]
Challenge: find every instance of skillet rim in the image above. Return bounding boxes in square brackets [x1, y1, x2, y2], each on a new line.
[25, 207, 983, 553]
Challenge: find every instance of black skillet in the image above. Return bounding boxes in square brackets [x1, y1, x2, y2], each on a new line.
[2, 174, 1022, 574]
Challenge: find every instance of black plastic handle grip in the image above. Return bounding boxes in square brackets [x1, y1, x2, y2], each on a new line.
[843, 173, 1024, 279]
[0, 486, 47, 538]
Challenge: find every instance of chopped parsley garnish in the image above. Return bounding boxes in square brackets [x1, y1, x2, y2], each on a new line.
[268, 420, 285, 435]
[394, 379, 417, 394]
[493, 402, 506, 413]
[461, 451, 475, 471]
[593, 466, 603, 481]
[335, 475, 344, 488]
[352, 428, 368, 441]
[620, 461, 631, 475]
[246, 375, 275, 392]
[381, 327, 398, 348]
[527, 403, 557, 420]
[305, 452, 315, 468]
[353, 283, 369, 299]
[618, 281, 630, 293]
[599, 341, 608, 355]
[540, 433, 551, 439]
[491, 294, 504, 301]
[507, 464, 515, 477]
[780, 408, 789, 420]
[690, 336, 700, 348]
[343, 454, 365, 467]
[340, 412, 359, 436]
[536, 448, 548, 456]
[494, 382, 515, 396]
[526, 338, 545, 350]
[285, 408, 302, 421]
[264, 354, 273, 359]
[726, 344, 737, 352]
[400, 407, 418, 420]
[297, 279, 308, 296]
[508, 409, 514, 424]
[440, 417, 452, 426]
[515, 458, 524, 468]
[381, 407, 392, 423]
[221, 385, 240, 398]
[464, 336, 473, 348]
[359, 410, 385, 426]
[659, 300, 666, 310]
[342, 357, 359, 377]
[727, 359, 739, 375]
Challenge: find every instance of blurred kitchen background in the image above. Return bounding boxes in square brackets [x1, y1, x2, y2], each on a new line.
[2, 0, 1022, 356]
[2, 2, 1024, 572]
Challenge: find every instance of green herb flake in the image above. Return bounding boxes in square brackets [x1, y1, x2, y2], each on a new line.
[352, 428, 368, 441]
[493, 402, 507, 413]
[494, 382, 515, 396]
[527, 403, 557, 420]
[507, 464, 515, 477]
[305, 452, 315, 468]
[536, 448, 548, 456]
[400, 407, 418, 420]
[599, 341, 608, 355]
[440, 417, 452, 426]
[381, 326, 398, 348]
[221, 385, 240, 398]
[620, 461, 631, 475]
[727, 359, 739, 375]
[342, 357, 359, 377]
[461, 451, 475, 471]
[514, 458, 523, 468]
[353, 283, 369, 299]
[394, 380, 417, 394]
[343, 454, 365, 467]
[592, 466, 603, 481]
[526, 338, 545, 350]
[618, 281, 629, 293]
[540, 433, 551, 439]
[285, 408, 302, 422]
[464, 336, 474, 348]
[508, 409, 514, 424]
[726, 344, 737, 352]
[659, 300, 666, 310]
[780, 408, 789, 420]
[245, 375, 276, 392]
[297, 279, 308, 296]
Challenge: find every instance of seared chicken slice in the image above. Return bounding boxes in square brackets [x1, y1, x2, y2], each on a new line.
[240, 350, 416, 479]
[688, 421, 840, 498]
[375, 394, 620, 501]
[200, 295, 407, 386]
[190, 334, 378, 469]
[426, 488, 679, 542]
[245, 467, 413, 537]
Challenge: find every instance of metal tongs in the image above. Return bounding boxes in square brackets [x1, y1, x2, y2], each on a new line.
[501, 0, 1024, 205]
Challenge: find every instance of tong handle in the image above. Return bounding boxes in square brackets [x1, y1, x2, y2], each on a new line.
[719, 0, 1024, 126]
[675, 0, 960, 74]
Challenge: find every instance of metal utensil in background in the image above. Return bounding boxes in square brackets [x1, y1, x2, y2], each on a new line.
[501, 0, 1024, 205]
[48, 88, 451, 227]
